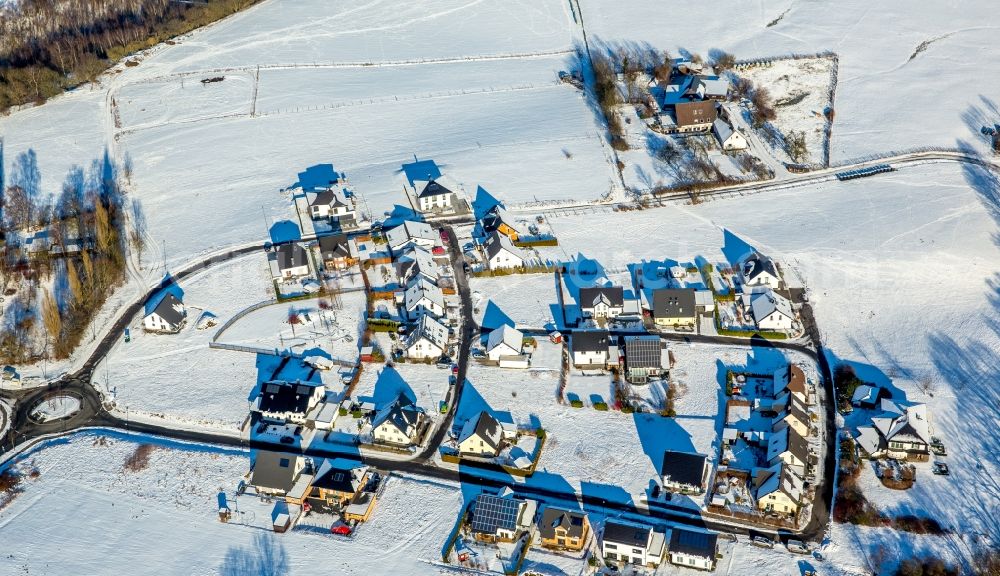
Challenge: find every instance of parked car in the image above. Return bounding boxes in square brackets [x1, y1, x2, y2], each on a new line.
[440, 230, 450, 243]
[932, 461, 950, 475]
[751, 536, 774, 549]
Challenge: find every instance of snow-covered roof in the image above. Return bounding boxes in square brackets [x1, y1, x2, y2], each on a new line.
[372, 394, 422, 436]
[407, 314, 448, 351]
[397, 245, 438, 282]
[486, 324, 523, 355]
[742, 251, 779, 283]
[851, 384, 879, 406]
[484, 230, 522, 262]
[755, 462, 803, 504]
[459, 411, 502, 449]
[712, 119, 736, 142]
[386, 220, 435, 249]
[146, 291, 186, 325]
[750, 289, 794, 322]
[404, 277, 444, 311]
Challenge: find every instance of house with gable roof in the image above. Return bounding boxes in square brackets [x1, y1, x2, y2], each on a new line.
[578, 286, 625, 320]
[412, 175, 460, 213]
[538, 507, 590, 551]
[753, 462, 803, 516]
[855, 400, 931, 460]
[404, 314, 449, 360]
[143, 290, 187, 333]
[371, 393, 425, 447]
[740, 250, 780, 288]
[457, 411, 511, 457]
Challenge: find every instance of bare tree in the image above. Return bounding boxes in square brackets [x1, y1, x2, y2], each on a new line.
[4, 184, 34, 231]
[41, 290, 61, 354]
[916, 374, 937, 396]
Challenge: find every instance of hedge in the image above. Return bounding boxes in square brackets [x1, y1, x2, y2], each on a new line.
[593, 402, 609, 411]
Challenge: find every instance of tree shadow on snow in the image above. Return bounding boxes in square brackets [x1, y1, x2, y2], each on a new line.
[220, 532, 289, 576]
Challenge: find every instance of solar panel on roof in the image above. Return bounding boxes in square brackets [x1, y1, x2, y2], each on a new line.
[470, 494, 520, 533]
[296, 385, 311, 395]
[265, 384, 280, 393]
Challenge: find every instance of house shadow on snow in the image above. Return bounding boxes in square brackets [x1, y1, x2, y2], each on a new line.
[400, 158, 442, 187]
[472, 185, 502, 220]
[268, 220, 301, 244]
[144, 274, 184, 316]
[631, 412, 696, 479]
[480, 300, 515, 333]
[382, 204, 423, 229]
[364, 365, 417, 408]
[721, 229, 755, 267]
[292, 163, 340, 192]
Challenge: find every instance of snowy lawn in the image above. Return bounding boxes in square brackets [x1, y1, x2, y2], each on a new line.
[0, 431, 466, 576]
[28, 395, 81, 422]
[471, 273, 560, 330]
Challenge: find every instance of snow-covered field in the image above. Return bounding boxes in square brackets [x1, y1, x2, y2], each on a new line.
[96, 252, 275, 430]
[0, 432, 465, 576]
[28, 395, 81, 422]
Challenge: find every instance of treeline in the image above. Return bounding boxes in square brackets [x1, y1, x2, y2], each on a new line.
[0, 144, 132, 361]
[0, 0, 260, 111]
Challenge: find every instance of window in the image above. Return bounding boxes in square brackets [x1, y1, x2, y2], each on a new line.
[689, 558, 696, 566]
[633, 548, 643, 555]
[279, 458, 289, 468]
[605, 543, 617, 549]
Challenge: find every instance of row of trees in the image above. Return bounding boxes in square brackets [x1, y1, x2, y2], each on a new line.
[0, 0, 261, 111]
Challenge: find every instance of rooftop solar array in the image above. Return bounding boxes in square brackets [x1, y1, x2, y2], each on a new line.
[470, 494, 520, 533]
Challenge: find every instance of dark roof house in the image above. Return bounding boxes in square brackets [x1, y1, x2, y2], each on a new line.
[603, 520, 651, 548]
[674, 101, 717, 128]
[571, 330, 610, 354]
[148, 291, 186, 327]
[277, 243, 309, 271]
[669, 528, 718, 559]
[256, 380, 322, 416]
[660, 450, 708, 490]
[623, 336, 664, 369]
[579, 286, 624, 309]
[538, 507, 587, 540]
[250, 451, 303, 494]
[417, 178, 453, 198]
[318, 234, 351, 261]
[652, 288, 697, 320]
[470, 493, 522, 535]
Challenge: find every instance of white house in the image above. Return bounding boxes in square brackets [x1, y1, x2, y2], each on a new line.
[252, 380, 326, 425]
[767, 426, 810, 474]
[249, 451, 310, 500]
[602, 520, 665, 567]
[486, 324, 523, 362]
[412, 176, 459, 213]
[578, 286, 625, 319]
[570, 330, 611, 367]
[309, 187, 354, 220]
[275, 243, 311, 280]
[741, 251, 780, 287]
[712, 119, 748, 151]
[404, 277, 445, 320]
[483, 230, 524, 270]
[855, 400, 931, 460]
[754, 462, 804, 516]
[404, 314, 449, 360]
[396, 245, 438, 285]
[660, 450, 709, 494]
[371, 394, 424, 447]
[457, 411, 506, 457]
[143, 291, 187, 333]
[749, 289, 794, 331]
[667, 528, 719, 571]
[386, 220, 437, 253]
[772, 395, 811, 438]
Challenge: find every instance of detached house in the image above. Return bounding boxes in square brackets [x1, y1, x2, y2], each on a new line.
[622, 335, 667, 384]
[386, 220, 437, 253]
[250, 451, 313, 505]
[252, 380, 326, 425]
[275, 243, 311, 279]
[668, 528, 719, 571]
[404, 314, 449, 360]
[412, 176, 458, 213]
[570, 330, 611, 368]
[396, 245, 438, 285]
[457, 411, 506, 457]
[660, 450, 709, 494]
[578, 286, 625, 320]
[538, 507, 590, 551]
[754, 462, 804, 516]
[309, 459, 374, 507]
[741, 251, 780, 288]
[309, 188, 353, 220]
[602, 520, 665, 568]
[749, 289, 794, 331]
[652, 288, 697, 330]
[855, 400, 931, 460]
[404, 277, 445, 320]
[318, 234, 355, 270]
[485, 324, 524, 362]
[484, 230, 524, 270]
[143, 291, 187, 333]
[712, 119, 748, 151]
[371, 394, 424, 447]
[469, 490, 537, 543]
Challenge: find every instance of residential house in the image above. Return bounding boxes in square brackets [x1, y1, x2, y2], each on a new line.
[674, 101, 717, 131]
[252, 380, 326, 425]
[481, 205, 523, 242]
[622, 335, 667, 384]
[469, 490, 537, 543]
[855, 400, 931, 460]
[602, 520, 665, 567]
[767, 426, 810, 473]
[386, 220, 437, 253]
[753, 462, 804, 516]
[250, 451, 313, 504]
[485, 324, 524, 362]
[318, 234, 355, 270]
[538, 507, 590, 551]
[578, 286, 625, 320]
[457, 411, 505, 457]
[772, 395, 811, 438]
[660, 450, 709, 494]
[412, 176, 458, 213]
[773, 364, 809, 405]
[484, 230, 524, 270]
[309, 458, 372, 507]
[309, 188, 353, 220]
[275, 243, 311, 279]
[741, 251, 780, 287]
[143, 291, 187, 333]
[688, 76, 729, 100]
[404, 314, 449, 360]
[570, 330, 611, 368]
[652, 288, 697, 330]
[668, 528, 719, 571]
[749, 289, 794, 331]
[404, 277, 445, 320]
[396, 245, 438, 286]
[712, 119, 748, 151]
[371, 394, 425, 447]
[851, 384, 883, 408]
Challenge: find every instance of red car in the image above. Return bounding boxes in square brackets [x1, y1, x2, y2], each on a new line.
[331, 521, 352, 536]
[451, 364, 459, 375]
[439, 229, 450, 243]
